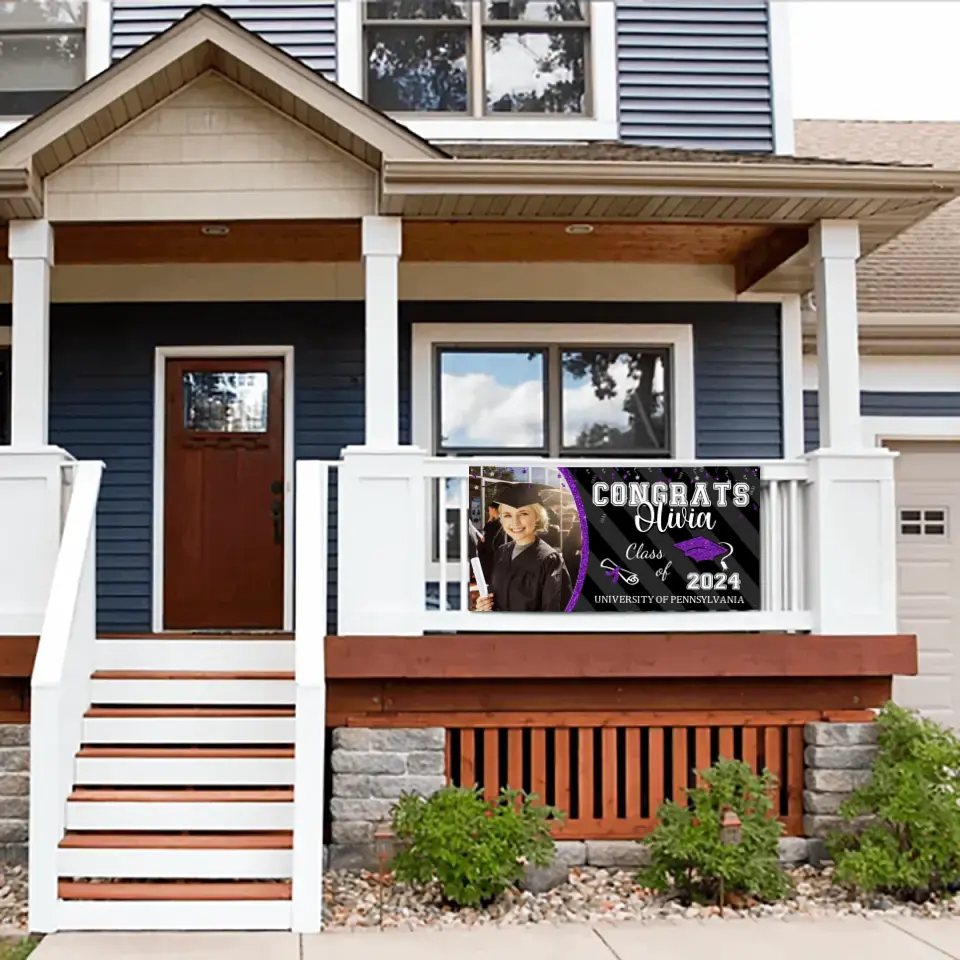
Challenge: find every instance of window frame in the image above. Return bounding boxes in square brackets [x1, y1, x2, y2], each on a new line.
[413, 323, 697, 460]
[361, 0, 592, 119]
[435, 344, 551, 456]
[0, 0, 88, 117]
[337, 0, 617, 141]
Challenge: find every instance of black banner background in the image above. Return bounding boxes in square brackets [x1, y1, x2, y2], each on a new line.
[562, 465, 762, 612]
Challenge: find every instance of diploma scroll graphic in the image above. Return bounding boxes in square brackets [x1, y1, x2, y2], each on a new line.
[470, 556, 489, 597]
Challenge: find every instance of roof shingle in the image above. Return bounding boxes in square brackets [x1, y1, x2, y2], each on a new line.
[796, 119, 960, 314]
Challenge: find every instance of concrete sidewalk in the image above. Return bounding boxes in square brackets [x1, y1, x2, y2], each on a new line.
[28, 918, 960, 960]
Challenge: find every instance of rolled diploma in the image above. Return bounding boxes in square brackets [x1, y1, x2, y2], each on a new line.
[470, 557, 489, 597]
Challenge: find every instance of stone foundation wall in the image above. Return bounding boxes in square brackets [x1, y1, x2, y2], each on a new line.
[329, 727, 446, 870]
[803, 720, 878, 863]
[0, 726, 29, 865]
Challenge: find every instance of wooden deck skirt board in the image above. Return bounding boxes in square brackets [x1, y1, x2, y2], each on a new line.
[324, 634, 918, 681]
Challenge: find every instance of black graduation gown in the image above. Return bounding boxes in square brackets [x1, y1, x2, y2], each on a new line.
[490, 538, 572, 612]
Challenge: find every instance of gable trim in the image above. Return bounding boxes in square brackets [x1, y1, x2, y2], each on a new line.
[0, 5, 440, 197]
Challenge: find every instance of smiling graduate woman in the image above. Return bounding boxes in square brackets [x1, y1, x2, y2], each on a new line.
[475, 483, 573, 613]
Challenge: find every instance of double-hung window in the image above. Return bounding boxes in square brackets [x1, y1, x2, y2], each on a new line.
[0, 0, 86, 117]
[363, 0, 591, 117]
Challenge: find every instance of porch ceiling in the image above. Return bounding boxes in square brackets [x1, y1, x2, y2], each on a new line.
[381, 158, 960, 292]
[0, 220, 796, 267]
[0, 6, 440, 221]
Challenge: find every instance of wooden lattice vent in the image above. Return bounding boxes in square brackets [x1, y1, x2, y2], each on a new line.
[445, 714, 805, 839]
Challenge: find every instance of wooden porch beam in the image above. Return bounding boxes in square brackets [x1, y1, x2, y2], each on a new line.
[733, 226, 810, 293]
[325, 633, 917, 681]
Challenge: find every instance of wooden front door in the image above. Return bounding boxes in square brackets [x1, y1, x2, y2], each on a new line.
[163, 357, 285, 630]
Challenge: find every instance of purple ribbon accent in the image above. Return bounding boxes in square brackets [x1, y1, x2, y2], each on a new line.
[557, 467, 589, 613]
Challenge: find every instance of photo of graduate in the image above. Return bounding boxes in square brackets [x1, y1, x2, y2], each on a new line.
[474, 481, 575, 613]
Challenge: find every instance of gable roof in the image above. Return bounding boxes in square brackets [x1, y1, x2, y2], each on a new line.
[0, 4, 443, 218]
[796, 119, 960, 314]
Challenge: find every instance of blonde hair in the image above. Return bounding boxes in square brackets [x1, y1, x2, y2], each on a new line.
[531, 503, 550, 532]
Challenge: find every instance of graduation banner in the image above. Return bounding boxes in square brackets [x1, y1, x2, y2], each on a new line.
[467, 465, 761, 613]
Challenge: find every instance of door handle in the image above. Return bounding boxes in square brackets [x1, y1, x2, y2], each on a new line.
[271, 499, 282, 544]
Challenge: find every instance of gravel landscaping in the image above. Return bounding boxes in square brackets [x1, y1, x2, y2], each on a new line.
[322, 865, 960, 929]
[0, 865, 27, 937]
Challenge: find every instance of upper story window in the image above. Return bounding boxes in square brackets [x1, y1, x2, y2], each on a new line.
[0, 0, 86, 116]
[363, 0, 590, 117]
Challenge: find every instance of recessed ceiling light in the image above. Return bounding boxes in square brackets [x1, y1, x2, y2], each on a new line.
[565, 223, 594, 235]
[200, 224, 230, 236]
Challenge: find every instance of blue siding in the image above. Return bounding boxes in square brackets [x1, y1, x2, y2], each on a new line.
[803, 390, 960, 450]
[48, 303, 362, 634]
[616, 0, 775, 151]
[110, 2, 337, 77]
[399, 301, 782, 459]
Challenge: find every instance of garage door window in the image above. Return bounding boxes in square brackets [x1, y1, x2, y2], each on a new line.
[900, 508, 948, 537]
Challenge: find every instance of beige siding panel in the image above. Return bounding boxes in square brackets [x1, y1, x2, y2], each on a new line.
[46, 73, 376, 221]
[12, 262, 735, 304]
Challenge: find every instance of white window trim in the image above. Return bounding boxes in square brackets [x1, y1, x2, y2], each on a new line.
[767, 0, 795, 155]
[411, 322, 696, 459]
[336, 0, 618, 141]
[86, 0, 113, 80]
[864, 418, 960, 447]
[151, 345, 296, 634]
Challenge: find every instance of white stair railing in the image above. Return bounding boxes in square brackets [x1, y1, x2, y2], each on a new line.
[292, 461, 330, 933]
[28, 460, 104, 933]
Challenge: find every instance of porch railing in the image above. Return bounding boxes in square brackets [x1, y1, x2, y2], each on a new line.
[423, 458, 812, 633]
[292, 460, 334, 933]
[29, 459, 104, 933]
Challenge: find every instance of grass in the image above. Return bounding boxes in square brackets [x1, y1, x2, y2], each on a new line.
[0, 939, 38, 960]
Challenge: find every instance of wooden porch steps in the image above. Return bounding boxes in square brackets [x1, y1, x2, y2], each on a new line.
[76, 746, 294, 758]
[60, 831, 293, 849]
[58, 881, 292, 901]
[56, 638, 298, 924]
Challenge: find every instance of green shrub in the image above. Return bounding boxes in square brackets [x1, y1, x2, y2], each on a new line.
[640, 757, 788, 905]
[828, 702, 960, 900]
[390, 784, 564, 907]
[0, 939, 39, 960]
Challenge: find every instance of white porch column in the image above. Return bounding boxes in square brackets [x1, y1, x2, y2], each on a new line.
[361, 215, 401, 448]
[338, 216, 427, 635]
[805, 220, 898, 635]
[9, 219, 53, 447]
[810, 220, 861, 450]
[1, 221, 73, 635]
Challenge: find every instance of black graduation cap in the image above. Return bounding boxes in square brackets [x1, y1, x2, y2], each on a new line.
[493, 482, 562, 509]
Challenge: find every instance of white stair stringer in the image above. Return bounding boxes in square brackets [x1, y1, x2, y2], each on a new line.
[55, 644, 299, 932]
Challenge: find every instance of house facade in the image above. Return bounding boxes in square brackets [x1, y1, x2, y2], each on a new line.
[0, 0, 952, 936]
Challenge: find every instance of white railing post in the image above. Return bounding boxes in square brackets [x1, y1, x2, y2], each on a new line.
[0, 449, 74, 635]
[338, 447, 427, 635]
[28, 460, 103, 934]
[293, 460, 328, 933]
[805, 450, 898, 634]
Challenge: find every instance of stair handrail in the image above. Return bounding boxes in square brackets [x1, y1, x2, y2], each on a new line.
[29, 460, 105, 933]
[292, 460, 330, 933]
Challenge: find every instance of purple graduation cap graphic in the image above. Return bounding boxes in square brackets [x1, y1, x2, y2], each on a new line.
[673, 536, 733, 570]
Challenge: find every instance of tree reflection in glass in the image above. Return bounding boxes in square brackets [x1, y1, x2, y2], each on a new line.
[0, 0, 85, 92]
[183, 372, 269, 434]
[561, 350, 668, 453]
[365, 0, 470, 112]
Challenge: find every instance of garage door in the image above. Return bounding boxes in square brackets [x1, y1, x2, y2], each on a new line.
[890, 441, 960, 729]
